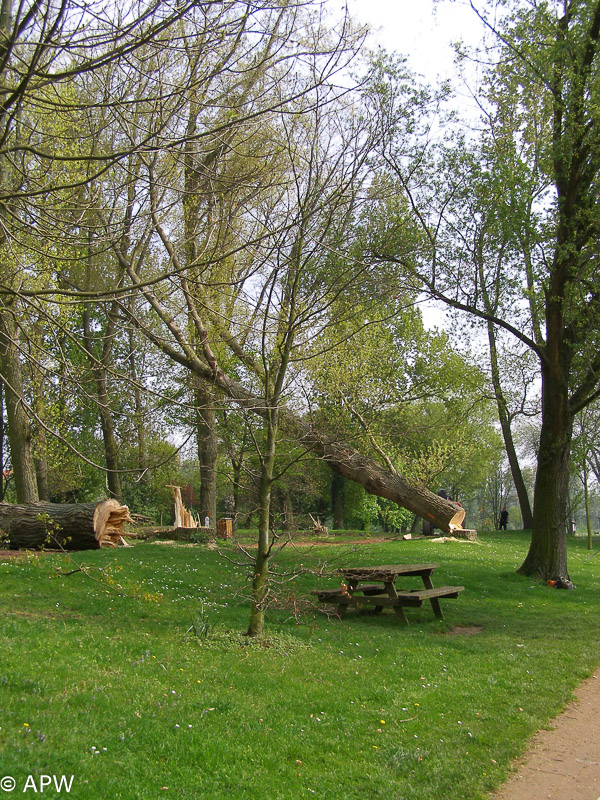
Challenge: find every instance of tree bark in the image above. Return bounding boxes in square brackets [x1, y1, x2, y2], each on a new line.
[277, 484, 294, 534]
[195, 381, 217, 527]
[31, 353, 49, 501]
[247, 412, 277, 637]
[127, 322, 147, 475]
[231, 457, 242, 533]
[331, 471, 345, 529]
[0, 309, 39, 503]
[95, 367, 123, 500]
[303, 426, 465, 532]
[2, 499, 133, 550]
[82, 277, 123, 500]
[583, 459, 593, 551]
[518, 359, 571, 579]
[0, 381, 4, 501]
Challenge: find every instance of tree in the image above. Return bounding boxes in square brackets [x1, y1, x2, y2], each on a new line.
[571, 404, 600, 548]
[0, 0, 222, 497]
[0, 304, 38, 501]
[369, 2, 600, 579]
[307, 277, 502, 527]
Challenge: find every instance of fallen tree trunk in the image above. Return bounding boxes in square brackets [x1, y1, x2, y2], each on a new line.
[299, 429, 466, 533]
[122, 281, 467, 533]
[1, 500, 134, 550]
[187, 375, 465, 532]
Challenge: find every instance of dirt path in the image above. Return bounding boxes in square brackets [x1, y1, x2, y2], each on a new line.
[492, 667, 600, 800]
[0, 549, 31, 558]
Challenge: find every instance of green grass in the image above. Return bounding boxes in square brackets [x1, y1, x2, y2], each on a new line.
[1, 532, 599, 799]
[232, 527, 379, 543]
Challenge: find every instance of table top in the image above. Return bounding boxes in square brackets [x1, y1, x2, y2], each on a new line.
[339, 563, 439, 581]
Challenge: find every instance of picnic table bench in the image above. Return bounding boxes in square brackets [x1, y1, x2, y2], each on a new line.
[311, 563, 464, 624]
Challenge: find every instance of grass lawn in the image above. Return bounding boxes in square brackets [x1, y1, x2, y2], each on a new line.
[1, 531, 599, 799]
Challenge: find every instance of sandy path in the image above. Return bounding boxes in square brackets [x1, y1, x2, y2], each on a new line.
[492, 667, 600, 800]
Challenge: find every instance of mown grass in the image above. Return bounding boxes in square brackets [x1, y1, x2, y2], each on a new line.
[1, 531, 599, 799]
[232, 527, 379, 543]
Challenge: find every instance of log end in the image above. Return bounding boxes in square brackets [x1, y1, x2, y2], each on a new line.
[94, 500, 135, 548]
[448, 507, 466, 530]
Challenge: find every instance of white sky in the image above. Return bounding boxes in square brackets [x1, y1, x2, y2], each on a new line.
[346, 0, 487, 330]
[348, 0, 484, 82]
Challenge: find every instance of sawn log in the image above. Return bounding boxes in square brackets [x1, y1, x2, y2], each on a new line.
[1, 499, 134, 550]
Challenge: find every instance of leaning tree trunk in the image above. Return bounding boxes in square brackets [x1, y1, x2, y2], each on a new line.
[300, 426, 465, 532]
[123, 288, 467, 533]
[2, 500, 134, 550]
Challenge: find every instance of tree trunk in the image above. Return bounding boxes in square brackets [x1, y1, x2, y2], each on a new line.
[331, 471, 345, 529]
[518, 360, 571, 579]
[583, 459, 592, 551]
[195, 382, 217, 528]
[82, 295, 122, 501]
[125, 293, 467, 532]
[2, 499, 134, 550]
[247, 413, 277, 637]
[311, 431, 465, 532]
[0, 381, 5, 502]
[127, 323, 147, 475]
[34, 455, 49, 502]
[31, 367, 49, 501]
[487, 321, 534, 529]
[231, 457, 242, 533]
[95, 368, 123, 500]
[275, 484, 294, 534]
[0, 309, 39, 503]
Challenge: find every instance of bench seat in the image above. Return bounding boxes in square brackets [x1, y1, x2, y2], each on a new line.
[310, 584, 464, 623]
[393, 586, 464, 605]
[310, 588, 348, 599]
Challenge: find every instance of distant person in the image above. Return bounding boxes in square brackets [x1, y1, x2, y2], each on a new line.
[499, 506, 508, 530]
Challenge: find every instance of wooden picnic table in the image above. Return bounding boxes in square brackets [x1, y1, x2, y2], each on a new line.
[311, 563, 464, 624]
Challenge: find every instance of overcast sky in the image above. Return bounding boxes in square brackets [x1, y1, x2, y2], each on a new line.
[346, 1, 487, 330]
[348, 0, 485, 90]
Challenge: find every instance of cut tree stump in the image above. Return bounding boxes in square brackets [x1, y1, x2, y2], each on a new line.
[453, 528, 477, 542]
[1, 500, 135, 550]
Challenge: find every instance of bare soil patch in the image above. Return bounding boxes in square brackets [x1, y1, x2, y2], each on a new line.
[443, 625, 484, 635]
[0, 549, 30, 559]
[0, 548, 64, 559]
